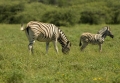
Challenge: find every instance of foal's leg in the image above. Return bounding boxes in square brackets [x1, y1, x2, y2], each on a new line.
[98, 44, 102, 52]
[80, 42, 88, 51]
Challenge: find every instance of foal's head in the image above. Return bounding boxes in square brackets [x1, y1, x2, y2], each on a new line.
[97, 26, 114, 38]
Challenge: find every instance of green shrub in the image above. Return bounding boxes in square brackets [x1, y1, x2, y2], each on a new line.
[0, 0, 120, 25]
[80, 5, 111, 25]
[111, 9, 120, 24]
[42, 9, 79, 26]
[38, 0, 71, 7]
[0, 3, 24, 24]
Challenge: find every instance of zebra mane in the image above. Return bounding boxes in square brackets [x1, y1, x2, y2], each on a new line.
[97, 26, 109, 34]
[57, 28, 68, 47]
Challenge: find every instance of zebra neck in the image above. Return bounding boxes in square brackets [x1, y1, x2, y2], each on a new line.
[58, 28, 68, 48]
[58, 37, 67, 48]
[95, 34, 104, 40]
[101, 32, 107, 38]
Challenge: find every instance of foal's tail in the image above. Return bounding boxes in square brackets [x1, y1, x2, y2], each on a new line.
[79, 37, 82, 46]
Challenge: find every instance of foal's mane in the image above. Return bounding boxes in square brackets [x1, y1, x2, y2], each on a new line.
[97, 26, 109, 34]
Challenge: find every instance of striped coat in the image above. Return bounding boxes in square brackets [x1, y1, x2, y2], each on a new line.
[21, 21, 71, 54]
[79, 26, 114, 52]
[79, 33, 104, 45]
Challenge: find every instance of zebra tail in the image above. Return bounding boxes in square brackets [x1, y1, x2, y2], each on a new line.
[20, 24, 25, 31]
[79, 38, 82, 46]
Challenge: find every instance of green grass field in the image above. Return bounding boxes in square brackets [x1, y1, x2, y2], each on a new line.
[0, 24, 120, 83]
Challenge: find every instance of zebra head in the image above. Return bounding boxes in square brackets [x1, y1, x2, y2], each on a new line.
[97, 26, 114, 38]
[106, 27, 114, 38]
[62, 41, 71, 54]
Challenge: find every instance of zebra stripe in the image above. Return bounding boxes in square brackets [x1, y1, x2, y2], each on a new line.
[21, 21, 71, 54]
[79, 26, 114, 52]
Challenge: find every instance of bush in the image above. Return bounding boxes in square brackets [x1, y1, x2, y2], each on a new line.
[0, 3, 24, 24]
[38, 0, 71, 7]
[0, 0, 120, 25]
[80, 7, 111, 25]
[42, 9, 79, 26]
[111, 8, 120, 24]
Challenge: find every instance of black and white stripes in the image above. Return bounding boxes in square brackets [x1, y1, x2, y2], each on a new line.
[21, 21, 71, 54]
[21, 21, 114, 53]
[79, 26, 114, 52]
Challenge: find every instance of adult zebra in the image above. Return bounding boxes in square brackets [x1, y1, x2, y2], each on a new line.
[21, 21, 71, 54]
[79, 26, 114, 52]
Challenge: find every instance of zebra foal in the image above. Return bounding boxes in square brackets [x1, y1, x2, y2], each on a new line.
[21, 21, 71, 54]
[79, 26, 114, 52]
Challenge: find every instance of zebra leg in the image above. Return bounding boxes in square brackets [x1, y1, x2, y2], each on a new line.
[80, 43, 88, 51]
[28, 42, 34, 55]
[46, 42, 49, 54]
[53, 40, 58, 53]
[25, 28, 35, 54]
[98, 44, 102, 52]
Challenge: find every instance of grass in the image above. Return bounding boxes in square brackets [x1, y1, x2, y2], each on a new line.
[0, 24, 120, 83]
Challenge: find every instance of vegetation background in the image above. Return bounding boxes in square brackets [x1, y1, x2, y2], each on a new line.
[0, 0, 120, 26]
[0, 0, 120, 83]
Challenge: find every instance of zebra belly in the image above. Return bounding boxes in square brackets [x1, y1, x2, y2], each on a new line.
[36, 34, 54, 42]
[90, 42, 99, 45]
[89, 40, 103, 45]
